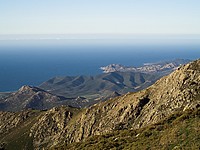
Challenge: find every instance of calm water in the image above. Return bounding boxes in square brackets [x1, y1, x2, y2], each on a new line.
[0, 39, 200, 91]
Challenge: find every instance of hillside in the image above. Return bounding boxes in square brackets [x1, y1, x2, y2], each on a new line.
[1, 59, 189, 111]
[1, 71, 160, 111]
[54, 109, 200, 150]
[39, 72, 162, 105]
[0, 59, 199, 149]
[39, 59, 190, 108]
[0, 86, 74, 111]
[0, 106, 79, 150]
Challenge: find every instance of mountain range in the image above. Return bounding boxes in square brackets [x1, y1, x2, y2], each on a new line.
[0, 59, 199, 149]
[0, 60, 189, 111]
[39, 59, 190, 106]
[0, 59, 191, 111]
[0, 72, 160, 111]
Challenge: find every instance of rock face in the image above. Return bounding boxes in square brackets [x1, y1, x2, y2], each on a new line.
[30, 106, 79, 149]
[0, 110, 37, 136]
[0, 107, 78, 150]
[0, 59, 199, 149]
[100, 59, 191, 73]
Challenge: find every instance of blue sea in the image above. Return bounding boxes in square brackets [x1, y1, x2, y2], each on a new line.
[0, 37, 200, 92]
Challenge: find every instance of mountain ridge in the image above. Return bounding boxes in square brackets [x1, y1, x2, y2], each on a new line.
[0, 85, 75, 112]
[0, 59, 199, 149]
[33, 59, 200, 148]
[39, 71, 167, 105]
[0, 59, 191, 110]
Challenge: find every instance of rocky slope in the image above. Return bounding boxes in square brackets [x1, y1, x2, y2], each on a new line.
[0, 86, 74, 111]
[0, 59, 199, 149]
[55, 109, 200, 150]
[0, 107, 79, 150]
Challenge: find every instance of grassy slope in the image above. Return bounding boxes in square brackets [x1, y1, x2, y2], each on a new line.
[40, 72, 160, 98]
[53, 109, 200, 150]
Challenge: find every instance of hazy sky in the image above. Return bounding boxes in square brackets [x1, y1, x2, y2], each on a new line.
[1, 0, 200, 35]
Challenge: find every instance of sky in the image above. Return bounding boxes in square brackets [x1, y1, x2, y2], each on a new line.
[0, 0, 200, 35]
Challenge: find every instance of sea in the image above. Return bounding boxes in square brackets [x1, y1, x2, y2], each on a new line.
[0, 36, 200, 92]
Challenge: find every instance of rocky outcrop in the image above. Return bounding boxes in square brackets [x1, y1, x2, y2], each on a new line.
[30, 106, 79, 149]
[0, 110, 37, 136]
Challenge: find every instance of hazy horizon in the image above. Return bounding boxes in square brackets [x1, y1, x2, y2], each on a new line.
[1, 0, 200, 35]
[0, 0, 200, 91]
